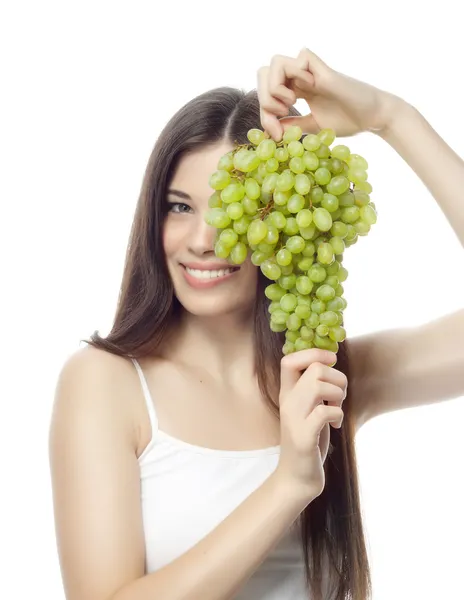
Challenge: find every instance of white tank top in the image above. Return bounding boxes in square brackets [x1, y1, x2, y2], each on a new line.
[131, 358, 314, 599]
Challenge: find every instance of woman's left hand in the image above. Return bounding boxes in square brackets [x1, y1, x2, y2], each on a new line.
[257, 48, 403, 141]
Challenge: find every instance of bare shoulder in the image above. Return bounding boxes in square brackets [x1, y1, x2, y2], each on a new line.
[53, 345, 139, 435]
[49, 345, 146, 600]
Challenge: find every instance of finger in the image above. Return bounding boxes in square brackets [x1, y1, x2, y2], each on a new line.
[257, 67, 288, 141]
[297, 380, 345, 418]
[306, 404, 344, 439]
[279, 113, 320, 135]
[268, 54, 314, 98]
[298, 362, 348, 399]
[280, 349, 337, 398]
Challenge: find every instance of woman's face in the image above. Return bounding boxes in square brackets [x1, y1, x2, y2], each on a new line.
[163, 142, 258, 319]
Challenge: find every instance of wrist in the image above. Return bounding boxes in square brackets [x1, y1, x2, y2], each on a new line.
[269, 468, 318, 510]
[374, 93, 416, 139]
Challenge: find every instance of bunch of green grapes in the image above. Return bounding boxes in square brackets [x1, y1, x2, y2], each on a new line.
[205, 125, 377, 355]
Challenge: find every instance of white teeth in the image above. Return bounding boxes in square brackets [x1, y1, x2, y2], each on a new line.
[185, 267, 236, 279]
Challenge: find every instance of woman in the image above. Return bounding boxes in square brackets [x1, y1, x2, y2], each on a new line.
[49, 48, 464, 600]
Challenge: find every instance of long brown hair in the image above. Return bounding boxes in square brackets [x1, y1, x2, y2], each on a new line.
[83, 87, 372, 600]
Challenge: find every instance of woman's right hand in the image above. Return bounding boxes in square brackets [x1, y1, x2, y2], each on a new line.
[274, 348, 348, 502]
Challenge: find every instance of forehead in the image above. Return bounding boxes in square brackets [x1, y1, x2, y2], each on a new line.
[170, 142, 234, 195]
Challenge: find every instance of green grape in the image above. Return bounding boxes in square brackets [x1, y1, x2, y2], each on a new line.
[326, 296, 344, 311]
[306, 313, 320, 329]
[272, 309, 290, 325]
[295, 338, 312, 351]
[329, 158, 345, 175]
[276, 248, 292, 266]
[338, 266, 348, 282]
[266, 157, 279, 172]
[326, 260, 341, 275]
[315, 143, 330, 159]
[360, 204, 377, 225]
[279, 273, 297, 290]
[214, 240, 230, 258]
[289, 157, 305, 174]
[316, 324, 329, 337]
[282, 341, 295, 355]
[302, 242, 316, 257]
[286, 236, 305, 254]
[318, 128, 336, 146]
[268, 210, 287, 229]
[227, 202, 244, 220]
[247, 128, 266, 145]
[330, 221, 348, 238]
[302, 134, 321, 151]
[287, 313, 302, 331]
[276, 171, 295, 192]
[308, 264, 327, 283]
[274, 189, 291, 206]
[286, 330, 299, 342]
[219, 228, 238, 248]
[356, 180, 373, 193]
[321, 193, 339, 213]
[268, 301, 280, 313]
[256, 139, 277, 160]
[338, 191, 355, 207]
[349, 153, 368, 170]
[251, 250, 268, 266]
[235, 149, 260, 173]
[242, 196, 259, 215]
[317, 242, 334, 265]
[313, 207, 333, 232]
[355, 221, 371, 236]
[300, 326, 315, 341]
[326, 175, 350, 196]
[275, 147, 289, 162]
[319, 311, 338, 327]
[354, 190, 370, 207]
[221, 182, 245, 204]
[329, 326, 347, 343]
[331, 145, 351, 161]
[264, 224, 279, 245]
[262, 173, 279, 194]
[288, 140, 304, 157]
[206, 208, 231, 229]
[233, 215, 251, 235]
[314, 167, 332, 185]
[280, 293, 298, 312]
[287, 194, 305, 213]
[314, 334, 338, 352]
[261, 259, 281, 280]
[299, 223, 317, 240]
[283, 126, 303, 143]
[297, 256, 314, 271]
[265, 283, 286, 301]
[296, 209, 313, 228]
[303, 151, 319, 171]
[311, 299, 326, 314]
[270, 321, 287, 333]
[230, 242, 247, 264]
[295, 304, 311, 319]
[348, 167, 368, 184]
[310, 186, 324, 205]
[245, 178, 261, 200]
[340, 206, 361, 224]
[283, 217, 299, 236]
[294, 173, 312, 195]
[296, 275, 313, 295]
[247, 219, 268, 244]
[330, 236, 345, 255]
[218, 152, 234, 171]
[316, 284, 336, 302]
[210, 169, 231, 191]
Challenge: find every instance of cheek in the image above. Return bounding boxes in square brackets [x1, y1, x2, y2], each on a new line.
[163, 219, 183, 257]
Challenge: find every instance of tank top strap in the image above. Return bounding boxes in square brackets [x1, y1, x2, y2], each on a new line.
[131, 358, 159, 438]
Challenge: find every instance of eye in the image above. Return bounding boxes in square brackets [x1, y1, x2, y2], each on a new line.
[167, 201, 192, 214]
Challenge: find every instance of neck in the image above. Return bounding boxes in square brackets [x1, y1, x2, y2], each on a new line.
[165, 308, 256, 382]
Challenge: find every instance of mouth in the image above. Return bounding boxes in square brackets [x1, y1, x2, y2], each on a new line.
[180, 264, 240, 288]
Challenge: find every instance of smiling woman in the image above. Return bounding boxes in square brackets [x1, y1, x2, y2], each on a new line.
[49, 84, 365, 600]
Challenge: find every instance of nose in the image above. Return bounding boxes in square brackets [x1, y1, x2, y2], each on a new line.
[188, 213, 217, 256]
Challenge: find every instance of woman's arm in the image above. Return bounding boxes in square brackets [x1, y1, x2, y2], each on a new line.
[49, 347, 311, 600]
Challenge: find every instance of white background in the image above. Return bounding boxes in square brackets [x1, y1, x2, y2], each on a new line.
[1, 1, 463, 598]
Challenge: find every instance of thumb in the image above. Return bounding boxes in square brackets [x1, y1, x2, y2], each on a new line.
[279, 113, 320, 135]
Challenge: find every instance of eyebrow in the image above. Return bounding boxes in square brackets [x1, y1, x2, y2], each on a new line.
[167, 189, 192, 200]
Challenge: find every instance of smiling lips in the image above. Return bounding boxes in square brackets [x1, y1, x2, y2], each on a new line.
[181, 263, 240, 289]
